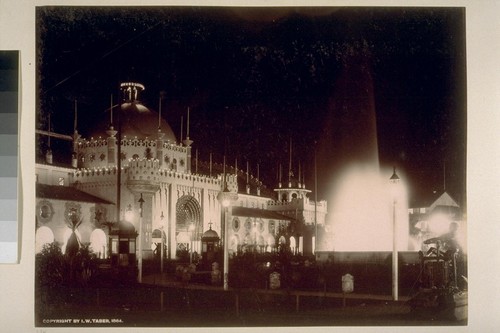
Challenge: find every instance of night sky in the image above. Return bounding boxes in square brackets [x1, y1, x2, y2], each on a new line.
[36, 6, 466, 208]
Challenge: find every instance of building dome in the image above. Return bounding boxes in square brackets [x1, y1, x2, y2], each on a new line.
[202, 227, 219, 240]
[110, 220, 137, 236]
[118, 102, 176, 141]
[89, 82, 177, 142]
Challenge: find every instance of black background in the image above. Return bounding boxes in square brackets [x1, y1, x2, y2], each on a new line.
[36, 7, 466, 207]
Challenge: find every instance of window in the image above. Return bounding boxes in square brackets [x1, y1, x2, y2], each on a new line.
[129, 240, 136, 254]
[111, 238, 118, 254]
[35, 226, 54, 254]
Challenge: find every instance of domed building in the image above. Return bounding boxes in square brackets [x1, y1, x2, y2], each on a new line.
[35, 82, 328, 281]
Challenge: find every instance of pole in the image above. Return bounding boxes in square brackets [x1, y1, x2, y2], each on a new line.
[190, 227, 193, 265]
[392, 198, 398, 301]
[314, 145, 317, 254]
[223, 206, 229, 290]
[389, 166, 400, 301]
[138, 193, 145, 283]
[160, 231, 164, 273]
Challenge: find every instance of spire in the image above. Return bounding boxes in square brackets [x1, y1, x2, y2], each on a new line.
[73, 100, 78, 133]
[223, 155, 227, 190]
[195, 149, 198, 174]
[180, 115, 183, 145]
[257, 163, 260, 196]
[47, 113, 51, 148]
[106, 95, 117, 135]
[46, 113, 53, 164]
[279, 163, 282, 188]
[183, 107, 193, 147]
[246, 160, 250, 194]
[155, 96, 165, 167]
[298, 161, 301, 187]
[443, 161, 446, 192]
[302, 164, 306, 189]
[158, 95, 162, 130]
[109, 94, 114, 128]
[209, 152, 213, 177]
[288, 137, 293, 187]
[72, 100, 81, 168]
[186, 107, 190, 139]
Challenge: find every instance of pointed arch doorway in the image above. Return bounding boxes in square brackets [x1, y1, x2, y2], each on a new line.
[175, 195, 202, 261]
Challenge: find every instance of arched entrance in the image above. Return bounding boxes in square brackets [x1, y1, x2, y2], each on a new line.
[175, 195, 202, 259]
[152, 228, 167, 272]
[152, 228, 166, 258]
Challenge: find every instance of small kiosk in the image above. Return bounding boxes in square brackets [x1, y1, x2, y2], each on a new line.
[109, 220, 138, 268]
[200, 226, 220, 271]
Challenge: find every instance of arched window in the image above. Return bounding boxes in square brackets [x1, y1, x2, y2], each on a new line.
[90, 229, 107, 259]
[35, 226, 54, 254]
[290, 236, 297, 253]
[229, 235, 239, 252]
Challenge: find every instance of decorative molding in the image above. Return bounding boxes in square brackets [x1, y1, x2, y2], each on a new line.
[64, 201, 82, 226]
[37, 199, 54, 225]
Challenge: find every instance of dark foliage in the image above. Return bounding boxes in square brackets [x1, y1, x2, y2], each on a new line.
[35, 242, 100, 288]
[35, 242, 65, 289]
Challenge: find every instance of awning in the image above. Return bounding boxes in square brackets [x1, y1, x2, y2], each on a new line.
[232, 206, 294, 221]
[36, 183, 114, 204]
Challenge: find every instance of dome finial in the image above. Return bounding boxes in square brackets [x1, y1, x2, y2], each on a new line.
[120, 82, 145, 102]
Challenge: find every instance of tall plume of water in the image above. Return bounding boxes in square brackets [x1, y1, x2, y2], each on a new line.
[319, 41, 408, 252]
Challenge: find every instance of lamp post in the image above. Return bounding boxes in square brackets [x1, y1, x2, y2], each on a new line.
[138, 193, 145, 283]
[160, 211, 164, 274]
[189, 223, 195, 264]
[217, 184, 238, 290]
[389, 167, 400, 301]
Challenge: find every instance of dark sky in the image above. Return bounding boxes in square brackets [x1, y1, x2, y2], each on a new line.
[36, 6, 466, 208]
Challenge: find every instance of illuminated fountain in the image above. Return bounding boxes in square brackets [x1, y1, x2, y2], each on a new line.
[319, 44, 409, 253]
[326, 165, 408, 252]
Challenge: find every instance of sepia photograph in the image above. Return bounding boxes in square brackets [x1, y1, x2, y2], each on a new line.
[34, 6, 467, 328]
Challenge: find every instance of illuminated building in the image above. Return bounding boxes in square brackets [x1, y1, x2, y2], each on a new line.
[408, 191, 466, 253]
[35, 82, 328, 274]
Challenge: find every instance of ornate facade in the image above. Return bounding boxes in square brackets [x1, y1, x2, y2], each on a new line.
[35, 82, 328, 266]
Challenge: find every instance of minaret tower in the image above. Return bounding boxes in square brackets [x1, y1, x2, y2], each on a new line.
[72, 100, 81, 168]
[274, 138, 311, 202]
[156, 95, 165, 167]
[45, 113, 53, 165]
[106, 95, 118, 166]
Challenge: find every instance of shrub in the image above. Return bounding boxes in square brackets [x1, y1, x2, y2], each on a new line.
[35, 242, 66, 289]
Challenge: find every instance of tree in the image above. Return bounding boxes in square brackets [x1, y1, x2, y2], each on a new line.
[73, 244, 98, 287]
[36, 242, 65, 288]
